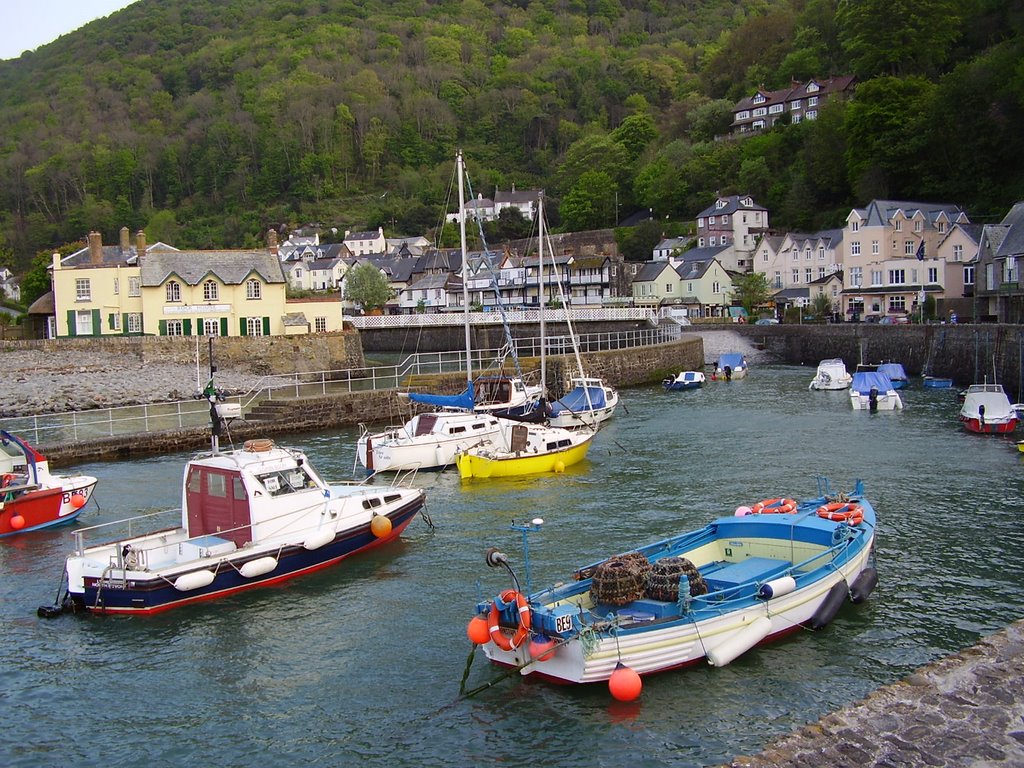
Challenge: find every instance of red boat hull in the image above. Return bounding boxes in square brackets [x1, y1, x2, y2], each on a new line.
[959, 416, 1018, 434]
[0, 487, 74, 536]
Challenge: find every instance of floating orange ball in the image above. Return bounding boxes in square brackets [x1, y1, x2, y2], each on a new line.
[466, 614, 490, 645]
[528, 634, 557, 662]
[9, 514, 26, 530]
[71, 494, 87, 509]
[370, 514, 392, 538]
[608, 662, 642, 702]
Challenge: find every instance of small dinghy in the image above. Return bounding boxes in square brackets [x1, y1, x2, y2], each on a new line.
[662, 371, 705, 391]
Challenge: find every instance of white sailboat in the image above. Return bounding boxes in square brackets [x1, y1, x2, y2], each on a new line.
[355, 151, 507, 472]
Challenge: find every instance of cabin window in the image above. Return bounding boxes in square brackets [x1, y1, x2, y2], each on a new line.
[385, 494, 401, 504]
[362, 497, 383, 510]
[450, 426, 466, 434]
[207, 473, 227, 498]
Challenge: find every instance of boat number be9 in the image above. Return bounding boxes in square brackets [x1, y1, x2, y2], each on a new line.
[555, 614, 573, 634]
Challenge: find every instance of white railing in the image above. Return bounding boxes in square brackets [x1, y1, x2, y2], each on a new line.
[346, 306, 654, 329]
[2, 325, 678, 446]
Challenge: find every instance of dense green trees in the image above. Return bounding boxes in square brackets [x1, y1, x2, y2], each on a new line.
[0, 0, 1020, 274]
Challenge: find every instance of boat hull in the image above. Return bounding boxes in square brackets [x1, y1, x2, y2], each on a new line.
[68, 500, 423, 615]
[357, 415, 504, 472]
[456, 438, 591, 479]
[959, 416, 1018, 434]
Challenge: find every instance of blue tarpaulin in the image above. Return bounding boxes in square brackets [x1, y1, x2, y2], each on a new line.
[851, 371, 893, 394]
[877, 363, 907, 381]
[406, 380, 475, 411]
[550, 386, 606, 416]
[718, 353, 746, 370]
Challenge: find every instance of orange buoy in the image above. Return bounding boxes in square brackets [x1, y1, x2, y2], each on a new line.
[528, 634, 557, 662]
[71, 494, 87, 509]
[370, 513, 392, 538]
[466, 614, 490, 645]
[609, 662, 642, 701]
[9, 513, 26, 530]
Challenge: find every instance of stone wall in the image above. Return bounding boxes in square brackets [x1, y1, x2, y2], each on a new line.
[358, 320, 649, 353]
[736, 324, 1024, 393]
[0, 331, 364, 376]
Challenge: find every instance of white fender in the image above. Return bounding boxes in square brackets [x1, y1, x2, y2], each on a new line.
[239, 556, 278, 578]
[303, 529, 335, 551]
[707, 616, 773, 667]
[758, 576, 797, 600]
[173, 570, 216, 592]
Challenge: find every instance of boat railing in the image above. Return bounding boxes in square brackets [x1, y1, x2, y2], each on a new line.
[71, 508, 180, 556]
[4, 327, 678, 447]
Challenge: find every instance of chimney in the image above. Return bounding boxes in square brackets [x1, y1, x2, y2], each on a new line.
[267, 228, 279, 255]
[135, 230, 147, 259]
[119, 226, 130, 251]
[88, 231, 103, 265]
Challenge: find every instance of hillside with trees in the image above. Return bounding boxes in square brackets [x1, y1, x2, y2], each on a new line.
[0, 0, 1022, 298]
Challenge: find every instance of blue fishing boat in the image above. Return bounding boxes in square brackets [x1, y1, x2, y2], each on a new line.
[662, 371, 706, 391]
[713, 353, 748, 380]
[468, 478, 877, 692]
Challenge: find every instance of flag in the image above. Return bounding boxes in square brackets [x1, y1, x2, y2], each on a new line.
[915, 241, 925, 261]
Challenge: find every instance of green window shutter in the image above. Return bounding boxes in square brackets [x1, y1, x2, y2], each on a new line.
[91, 309, 101, 336]
[183, 318, 193, 336]
[240, 318, 247, 336]
[159, 319, 167, 336]
[107, 313, 115, 330]
[220, 317, 228, 337]
[66, 310, 77, 338]
[262, 316, 270, 336]
[122, 313, 129, 335]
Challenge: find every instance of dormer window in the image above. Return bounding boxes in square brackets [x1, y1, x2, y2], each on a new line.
[716, 199, 726, 209]
[753, 94, 765, 103]
[166, 281, 181, 302]
[807, 83, 819, 93]
[203, 280, 219, 301]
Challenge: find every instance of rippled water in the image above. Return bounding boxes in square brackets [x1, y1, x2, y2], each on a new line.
[3, 365, 1022, 767]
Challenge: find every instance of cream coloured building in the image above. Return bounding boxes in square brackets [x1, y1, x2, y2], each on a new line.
[50, 228, 340, 338]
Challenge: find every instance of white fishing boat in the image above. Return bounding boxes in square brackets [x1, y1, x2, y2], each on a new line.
[713, 353, 747, 380]
[40, 349, 428, 617]
[662, 371, 705, 391]
[548, 377, 619, 429]
[466, 479, 877, 694]
[809, 359, 852, 391]
[849, 371, 903, 410]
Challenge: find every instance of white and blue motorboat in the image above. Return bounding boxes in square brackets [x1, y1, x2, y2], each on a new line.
[468, 479, 877, 688]
[876, 362, 908, 389]
[42, 351, 428, 617]
[713, 353, 748, 380]
[547, 377, 619, 430]
[662, 371, 706, 391]
[850, 371, 903, 410]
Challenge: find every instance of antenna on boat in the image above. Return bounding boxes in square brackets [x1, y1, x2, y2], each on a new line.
[485, 517, 544, 595]
[199, 337, 228, 454]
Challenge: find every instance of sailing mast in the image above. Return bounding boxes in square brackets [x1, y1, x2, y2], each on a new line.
[538, 192, 546, 399]
[457, 150, 473, 390]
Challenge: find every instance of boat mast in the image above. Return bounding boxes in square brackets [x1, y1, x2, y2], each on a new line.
[458, 150, 473, 388]
[538, 192, 546, 396]
[202, 336, 223, 455]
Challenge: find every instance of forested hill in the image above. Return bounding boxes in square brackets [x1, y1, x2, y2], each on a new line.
[0, 0, 1022, 272]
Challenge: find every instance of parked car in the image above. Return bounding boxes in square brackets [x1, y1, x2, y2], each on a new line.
[879, 315, 910, 325]
[755, 318, 779, 325]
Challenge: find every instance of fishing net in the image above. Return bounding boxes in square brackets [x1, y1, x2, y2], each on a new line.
[645, 557, 708, 602]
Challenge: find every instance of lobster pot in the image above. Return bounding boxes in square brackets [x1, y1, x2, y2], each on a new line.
[590, 558, 647, 606]
[646, 557, 708, 601]
[614, 551, 653, 583]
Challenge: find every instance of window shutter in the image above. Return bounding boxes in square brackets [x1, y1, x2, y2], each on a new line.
[122, 313, 129, 335]
[91, 309, 101, 335]
[159, 319, 167, 336]
[262, 316, 270, 336]
[240, 318, 247, 336]
[108, 313, 115, 330]
[183, 318, 193, 336]
[220, 317, 228, 336]
[66, 310, 77, 338]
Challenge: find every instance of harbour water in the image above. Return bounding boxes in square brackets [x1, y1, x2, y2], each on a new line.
[3, 364, 1022, 767]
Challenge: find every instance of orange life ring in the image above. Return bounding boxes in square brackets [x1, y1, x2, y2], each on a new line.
[487, 589, 531, 651]
[816, 502, 864, 525]
[750, 497, 798, 515]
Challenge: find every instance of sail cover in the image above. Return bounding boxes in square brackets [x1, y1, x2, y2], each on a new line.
[550, 385, 606, 416]
[406, 381, 475, 411]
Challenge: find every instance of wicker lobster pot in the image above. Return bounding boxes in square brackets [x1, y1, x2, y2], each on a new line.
[589, 557, 647, 606]
[645, 557, 709, 602]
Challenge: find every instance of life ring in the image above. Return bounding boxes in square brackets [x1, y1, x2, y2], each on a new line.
[243, 439, 275, 452]
[0, 473, 15, 489]
[487, 589, 531, 651]
[750, 497, 798, 515]
[816, 502, 864, 525]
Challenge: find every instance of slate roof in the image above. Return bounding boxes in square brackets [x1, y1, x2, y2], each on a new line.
[851, 200, 966, 228]
[696, 195, 767, 218]
[995, 202, 1024, 258]
[633, 262, 675, 282]
[62, 242, 178, 268]
[140, 250, 285, 287]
